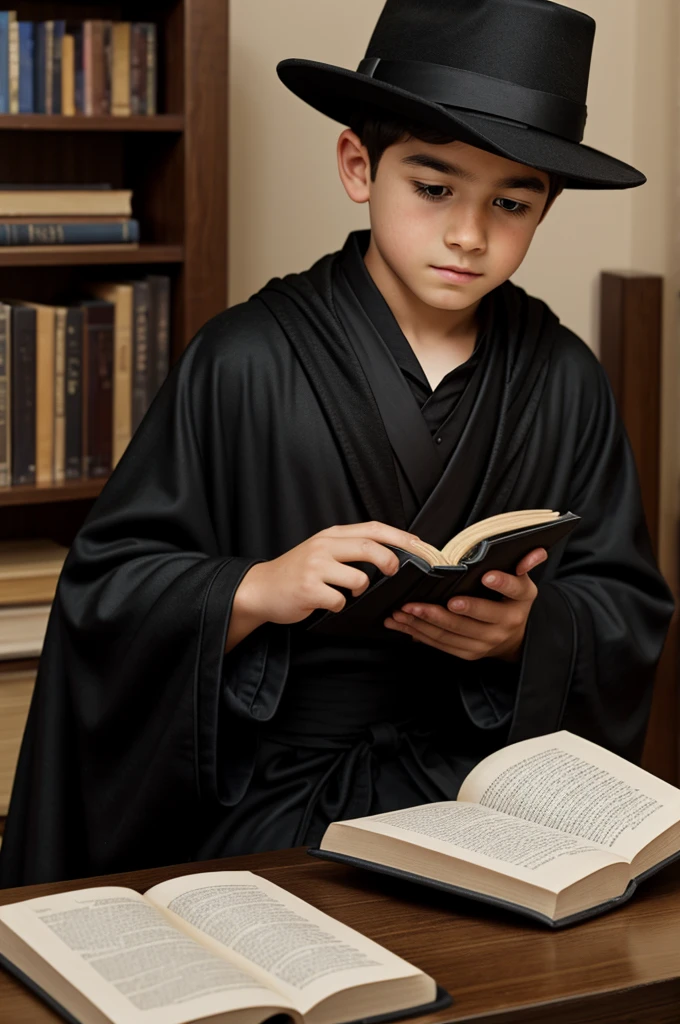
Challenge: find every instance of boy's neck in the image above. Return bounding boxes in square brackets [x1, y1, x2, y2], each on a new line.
[363, 236, 483, 350]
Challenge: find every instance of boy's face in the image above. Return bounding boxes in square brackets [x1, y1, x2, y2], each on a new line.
[338, 130, 558, 316]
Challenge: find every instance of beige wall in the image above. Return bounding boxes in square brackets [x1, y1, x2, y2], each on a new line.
[228, 0, 679, 581]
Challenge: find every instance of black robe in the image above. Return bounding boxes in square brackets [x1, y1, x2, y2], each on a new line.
[0, 230, 673, 887]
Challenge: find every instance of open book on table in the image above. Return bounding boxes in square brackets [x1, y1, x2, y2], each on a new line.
[0, 870, 451, 1024]
[311, 731, 680, 927]
[308, 509, 580, 637]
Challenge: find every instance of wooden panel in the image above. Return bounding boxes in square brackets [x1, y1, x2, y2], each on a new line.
[599, 271, 676, 783]
[182, 0, 228, 346]
[0, 668, 35, 815]
[3, 848, 680, 1022]
[0, 115, 184, 131]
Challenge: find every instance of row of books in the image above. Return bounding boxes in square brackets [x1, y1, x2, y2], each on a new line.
[0, 185, 138, 247]
[0, 14, 157, 115]
[0, 538, 65, 661]
[0, 274, 171, 488]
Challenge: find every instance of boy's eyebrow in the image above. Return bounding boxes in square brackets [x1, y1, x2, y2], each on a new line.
[400, 153, 547, 194]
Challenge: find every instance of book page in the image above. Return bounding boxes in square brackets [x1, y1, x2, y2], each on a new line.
[146, 871, 428, 1017]
[330, 801, 624, 894]
[458, 731, 680, 861]
[0, 886, 288, 1024]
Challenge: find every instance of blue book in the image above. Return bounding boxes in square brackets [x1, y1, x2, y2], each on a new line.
[0, 220, 140, 245]
[33, 21, 45, 113]
[18, 22, 34, 113]
[51, 18, 64, 113]
[0, 12, 9, 114]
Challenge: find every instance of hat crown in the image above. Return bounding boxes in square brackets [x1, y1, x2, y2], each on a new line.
[365, 0, 595, 105]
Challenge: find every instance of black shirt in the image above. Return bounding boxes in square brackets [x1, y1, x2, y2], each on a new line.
[337, 229, 491, 464]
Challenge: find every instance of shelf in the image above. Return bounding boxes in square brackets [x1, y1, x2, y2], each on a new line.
[0, 244, 184, 267]
[0, 479, 107, 507]
[0, 114, 184, 132]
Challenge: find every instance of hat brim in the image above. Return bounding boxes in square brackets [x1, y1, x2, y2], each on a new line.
[277, 58, 645, 190]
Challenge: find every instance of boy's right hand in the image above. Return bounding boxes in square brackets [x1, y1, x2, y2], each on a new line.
[235, 521, 425, 628]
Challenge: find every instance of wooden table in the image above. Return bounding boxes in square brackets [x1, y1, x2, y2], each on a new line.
[1, 847, 680, 1023]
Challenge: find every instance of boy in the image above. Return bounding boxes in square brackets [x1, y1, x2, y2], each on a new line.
[0, 0, 674, 886]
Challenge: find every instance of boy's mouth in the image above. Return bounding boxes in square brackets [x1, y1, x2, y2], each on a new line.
[431, 265, 483, 283]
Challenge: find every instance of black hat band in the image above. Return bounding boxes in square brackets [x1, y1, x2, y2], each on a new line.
[357, 58, 588, 143]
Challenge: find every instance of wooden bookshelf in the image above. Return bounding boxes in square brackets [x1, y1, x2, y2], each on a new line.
[0, 0, 228, 667]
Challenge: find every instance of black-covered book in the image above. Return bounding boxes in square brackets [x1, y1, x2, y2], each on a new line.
[9, 304, 36, 486]
[309, 509, 579, 637]
[311, 730, 680, 928]
[0, 870, 450, 1024]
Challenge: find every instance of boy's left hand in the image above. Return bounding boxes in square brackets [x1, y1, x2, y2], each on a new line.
[384, 547, 548, 662]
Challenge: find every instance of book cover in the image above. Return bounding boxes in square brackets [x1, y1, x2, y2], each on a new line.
[111, 21, 131, 116]
[64, 306, 83, 479]
[102, 20, 112, 115]
[51, 19, 65, 114]
[131, 279, 150, 432]
[80, 300, 114, 478]
[53, 307, 66, 484]
[10, 306, 36, 486]
[90, 20, 106, 116]
[44, 20, 53, 115]
[82, 20, 92, 115]
[18, 21, 34, 113]
[147, 274, 170, 394]
[0, 12, 9, 114]
[0, 304, 9, 486]
[130, 22, 146, 114]
[33, 22, 46, 114]
[0, 220, 140, 244]
[61, 32, 74, 115]
[68, 20, 83, 113]
[8, 10, 17, 113]
[144, 22, 156, 115]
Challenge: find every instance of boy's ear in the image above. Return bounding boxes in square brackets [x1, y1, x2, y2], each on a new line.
[337, 128, 372, 205]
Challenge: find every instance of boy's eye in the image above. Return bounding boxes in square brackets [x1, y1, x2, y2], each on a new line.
[412, 182, 529, 217]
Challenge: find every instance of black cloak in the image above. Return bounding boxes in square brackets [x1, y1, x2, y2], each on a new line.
[0, 231, 673, 887]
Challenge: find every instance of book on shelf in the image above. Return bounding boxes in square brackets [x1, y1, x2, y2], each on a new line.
[309, 509, 580, 637]
[0, 538, 67, 604]
[0, 604, 49, 659]
[0, 16, 158, 116]
[312, 730, 680, 928]
[0, 220, 139, 245]
[0, 870, 450, 1024]
[0, 275, 171, 490]
[0, 187, 132, 217]
[0, 665, 36, 815]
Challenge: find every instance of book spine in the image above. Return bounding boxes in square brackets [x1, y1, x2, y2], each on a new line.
[91, 20, 105, 116]
[0, 305, 10, 486]
[33, 22, 45, 114]
[8, 10, 17, 113]
[10, 307, 36, 486]
[65, 306, 83, 478]
[144, 22, 156, 115]
[72, 23, 83, 114]
[0, 12, 8, 114]
[147, 275, 170, 394]
[112, 286, 132, 466]
[111, 22, 130, 116]
[18, 22, 34, 114]
[44, 20, 53, 115]
[130, 23, 145, 114]
[84, 306, 114, 478]
[53, 307, 66, 483]
[102, 20, 112, 115]
[51, 19, 65, 115]
[82, 20, 92, 115]
[0, 220, 140, 244]
[61, 32, 74, 115]
[35, 306, 54, 486]
[131, 280, 149, 432]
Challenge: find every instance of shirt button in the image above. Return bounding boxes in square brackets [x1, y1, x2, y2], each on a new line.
[436, 437, 442, 444]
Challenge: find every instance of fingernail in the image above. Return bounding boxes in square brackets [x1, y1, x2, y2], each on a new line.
[484, 574, 497, 585]
[450, 599, 465, 610]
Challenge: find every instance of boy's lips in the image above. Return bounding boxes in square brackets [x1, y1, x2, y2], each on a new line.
[431, 265, 483, 283]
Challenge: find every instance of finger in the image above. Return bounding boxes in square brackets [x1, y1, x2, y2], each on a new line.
[320, 563, 372, 596]
[394, 605, 502, 643]
[480, 569, 536, 602]
[321, 521, 426, 555]
[515, 547, 548, 576]
[438, 595, 502, 624]
[386, 616, 489, 656]
[313, 537, 402, 576]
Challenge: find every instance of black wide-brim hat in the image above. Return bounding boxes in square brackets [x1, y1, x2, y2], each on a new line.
[277, 0, 645, 190]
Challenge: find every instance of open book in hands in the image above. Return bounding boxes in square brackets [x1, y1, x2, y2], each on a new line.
[0, 871, 450, 1024]
[308, 509, 580, 637]
[311, 731, 680, 927]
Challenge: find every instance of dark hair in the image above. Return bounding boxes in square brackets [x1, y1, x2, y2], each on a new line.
[347, 113, 566, 213]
